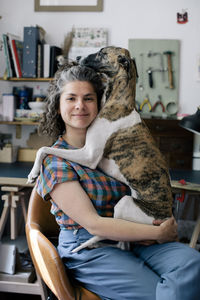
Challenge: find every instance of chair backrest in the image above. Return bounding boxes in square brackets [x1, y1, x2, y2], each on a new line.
[26, 187, 100, 300]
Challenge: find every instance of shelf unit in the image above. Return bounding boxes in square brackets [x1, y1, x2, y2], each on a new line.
[0, 77, 52, 82]
[0, 121, 39, 125]
[0, 276, 48, 299]
[0, 77, 50, 137]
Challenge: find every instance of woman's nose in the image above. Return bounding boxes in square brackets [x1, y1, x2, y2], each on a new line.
[75, 99, 85, 109]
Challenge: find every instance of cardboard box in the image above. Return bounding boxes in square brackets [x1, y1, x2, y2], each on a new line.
[0, 145, 18, 163]
[17, 148, 37, 162]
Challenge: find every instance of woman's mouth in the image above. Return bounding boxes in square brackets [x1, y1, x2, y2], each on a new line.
[72, 114, 89, 118]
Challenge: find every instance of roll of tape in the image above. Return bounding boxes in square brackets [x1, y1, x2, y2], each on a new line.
[166, 101, 178, 115]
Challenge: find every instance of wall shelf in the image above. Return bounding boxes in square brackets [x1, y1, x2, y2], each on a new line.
[0, 77, 53, 82]
[0, 121, 39, 138]
[0, 121, 39, 125]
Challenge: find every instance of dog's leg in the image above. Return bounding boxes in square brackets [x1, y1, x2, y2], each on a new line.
[27, 118, 107, 183]
[71, 235, 104, 253]
[27, 147, 52, 183]
[28, 110, 141, 183]
[114, 194, 154, 225]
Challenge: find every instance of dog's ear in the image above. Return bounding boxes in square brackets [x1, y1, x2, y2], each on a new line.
[117, 55, 130, 72]
[131, 58, 139, 78]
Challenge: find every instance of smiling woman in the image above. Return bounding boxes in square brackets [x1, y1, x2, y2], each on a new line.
[38, 62, 104, 140]
[59, 80, 98, 148]
[34, 0, 103, 12]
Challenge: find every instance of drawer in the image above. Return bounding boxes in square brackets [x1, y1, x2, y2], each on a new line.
[169, 154, 193, 170]
[159, 137, 193, 153]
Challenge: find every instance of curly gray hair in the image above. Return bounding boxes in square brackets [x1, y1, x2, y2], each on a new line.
[38, 62, 104, 140]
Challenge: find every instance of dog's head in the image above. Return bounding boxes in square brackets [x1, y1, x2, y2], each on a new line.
[80, 46, 138, 81]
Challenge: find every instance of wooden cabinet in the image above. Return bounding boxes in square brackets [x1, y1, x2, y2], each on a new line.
[143, 118, 193, 170]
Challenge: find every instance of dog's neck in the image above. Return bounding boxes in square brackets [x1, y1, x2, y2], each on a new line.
[99, 71, 136, 121]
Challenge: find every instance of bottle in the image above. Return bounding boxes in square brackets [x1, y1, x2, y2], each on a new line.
[19, 88, 29, 109]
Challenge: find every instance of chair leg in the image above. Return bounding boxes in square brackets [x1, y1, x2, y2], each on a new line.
[36, 272, 49, 300]
[189, 212, 200, 248]
[0, 194, 11, 239]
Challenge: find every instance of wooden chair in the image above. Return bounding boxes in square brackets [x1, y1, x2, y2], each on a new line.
[26, 187, 101, 300]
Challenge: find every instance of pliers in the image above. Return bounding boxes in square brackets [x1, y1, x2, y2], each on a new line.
[140, 96, 152, 112]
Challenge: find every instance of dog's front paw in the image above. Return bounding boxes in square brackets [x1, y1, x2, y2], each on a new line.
[27, 170, 39, 184]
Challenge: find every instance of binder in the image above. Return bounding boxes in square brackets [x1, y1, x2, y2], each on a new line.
[22, 26, 45, 78]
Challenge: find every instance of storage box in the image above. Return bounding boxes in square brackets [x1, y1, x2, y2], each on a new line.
[0, 145, 18, 163]
[17, 148, 37, 162]
[2, 94, 16, 121]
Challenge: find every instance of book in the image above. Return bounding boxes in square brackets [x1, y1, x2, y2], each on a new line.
[11, 39, 23, 77]
[6, 34, 17, 77]
[37, 43, 43, 78]
[43, 44, 50, 78]
[49, 46, 62, 77]
[7, 33, 22, 78]
[2, 34, 12, 77]
[22, 26, 45, 78]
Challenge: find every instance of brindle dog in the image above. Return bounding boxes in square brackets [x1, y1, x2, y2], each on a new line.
[28, 47, 173, 252]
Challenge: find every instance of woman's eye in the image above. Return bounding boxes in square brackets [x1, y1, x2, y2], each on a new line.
[85, 97, 95, 101]
[67, 97, 75, 101]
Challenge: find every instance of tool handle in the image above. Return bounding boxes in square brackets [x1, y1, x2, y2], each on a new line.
[148, 69, 153, 88]
[167, 55, 174, 89]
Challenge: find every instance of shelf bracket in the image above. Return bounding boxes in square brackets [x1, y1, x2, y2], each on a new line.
[16, 125, 22, 139]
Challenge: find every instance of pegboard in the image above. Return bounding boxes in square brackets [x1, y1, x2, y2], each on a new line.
[128, 39, 180, 117]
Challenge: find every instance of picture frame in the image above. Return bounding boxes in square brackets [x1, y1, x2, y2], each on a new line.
[34, 0, 103, 12]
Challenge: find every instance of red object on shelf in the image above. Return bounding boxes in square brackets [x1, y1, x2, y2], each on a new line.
[178, 179, 186, 185]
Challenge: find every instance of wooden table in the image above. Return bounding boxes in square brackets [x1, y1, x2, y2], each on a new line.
[0, 162, 34, 186]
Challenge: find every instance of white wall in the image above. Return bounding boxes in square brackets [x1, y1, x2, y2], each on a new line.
[0, 0, 200, 114]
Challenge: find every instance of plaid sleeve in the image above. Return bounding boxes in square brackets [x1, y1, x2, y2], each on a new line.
[36, 155, 78, 200]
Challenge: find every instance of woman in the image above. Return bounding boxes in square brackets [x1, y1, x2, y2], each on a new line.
[36, 62, 200, 300]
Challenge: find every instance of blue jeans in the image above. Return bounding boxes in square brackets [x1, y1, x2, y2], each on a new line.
[58, 228, 200, 300]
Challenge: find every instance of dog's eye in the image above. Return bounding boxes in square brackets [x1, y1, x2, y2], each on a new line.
[98, 50, 105, 58]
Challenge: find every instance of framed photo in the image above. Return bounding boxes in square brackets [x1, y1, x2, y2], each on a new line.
[34, 0, 103, 12]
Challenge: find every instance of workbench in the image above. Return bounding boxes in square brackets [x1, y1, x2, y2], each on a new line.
[170, 169, 200, 248]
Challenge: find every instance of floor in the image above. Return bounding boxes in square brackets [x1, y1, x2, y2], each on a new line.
[0, 292, 41, 300]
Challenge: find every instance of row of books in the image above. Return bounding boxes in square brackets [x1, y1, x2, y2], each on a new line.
[2, 26, 62, 78]
[2, 33, 23, 78]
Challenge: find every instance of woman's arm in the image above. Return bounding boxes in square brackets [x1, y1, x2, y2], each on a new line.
[50, 180, 177, 243]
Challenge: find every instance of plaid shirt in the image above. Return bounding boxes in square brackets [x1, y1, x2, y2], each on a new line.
[36, 137, 131, 230]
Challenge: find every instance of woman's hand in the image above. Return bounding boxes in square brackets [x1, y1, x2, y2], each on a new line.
[154, 216, 178, 244]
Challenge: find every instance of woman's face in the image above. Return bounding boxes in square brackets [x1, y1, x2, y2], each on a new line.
[59, 81, 98, 132]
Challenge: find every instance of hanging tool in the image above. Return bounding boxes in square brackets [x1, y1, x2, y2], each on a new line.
[147, 68, 153, 88]
[152, 95, 165, 112]
[140, 95, 152, 112]
[158, 53, 165, 82]
[139, 53, 144, 91]
[163, 51, 174, 89]
[149, 53, 166, 82]
[147, 51, 166, 82]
